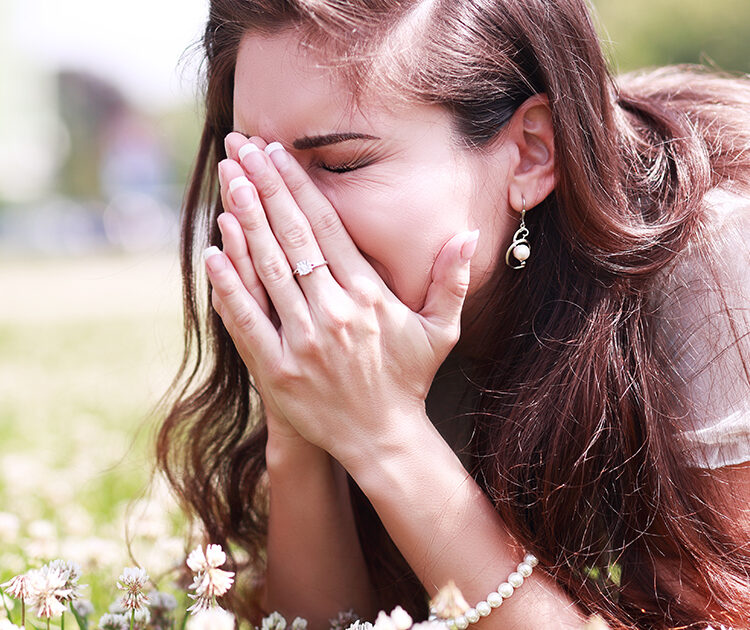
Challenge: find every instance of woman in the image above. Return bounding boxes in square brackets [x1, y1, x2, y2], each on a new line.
[157, 0, 750, 627]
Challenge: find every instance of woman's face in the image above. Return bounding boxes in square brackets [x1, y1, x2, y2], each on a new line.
[232, 31, 517, 315]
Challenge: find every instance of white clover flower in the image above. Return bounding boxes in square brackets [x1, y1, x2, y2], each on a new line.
[186, 607, 236, 630]
[345, 622, 374, 630]
[0, 619, 23, 630]
[291, 618, 308, 630]
[148, 590, 177, 611]
[389, 607, 412, 630]
[186, 543, 235, 614]
[116, 567, 149, 611]
[73, 598, 95, 618]
[47, 559, 85, 603]
[373, 612, 397, 630]
[191, 567, 235, 599]
[187, 544, 227, 573]
[24, 565, 71, 619]
[106, 605, 151, 630]
[98, 613, 130, 630]
[1, 573, 32, 600]
[261, 611, 287, 630]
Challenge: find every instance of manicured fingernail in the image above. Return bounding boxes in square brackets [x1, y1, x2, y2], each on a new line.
[204, 245, 222, 260]
[229, 176, 255, 209]
[238, 143, 261, 161]
[203, 246, 225, 272]
[265, 142, 289, 169]
[460, 229, 480, 262]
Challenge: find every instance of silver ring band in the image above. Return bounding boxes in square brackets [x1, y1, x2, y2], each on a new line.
[292, 259, 329, 276]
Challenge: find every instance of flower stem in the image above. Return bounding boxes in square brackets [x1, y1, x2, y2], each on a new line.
[61, 611, 65, 630]
[130, 609, 135, 630]
[46, 618, 50, 630]
[0, 588, 14, 625]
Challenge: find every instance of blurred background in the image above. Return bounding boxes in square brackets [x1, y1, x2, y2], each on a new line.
[0, 0, 749, 612]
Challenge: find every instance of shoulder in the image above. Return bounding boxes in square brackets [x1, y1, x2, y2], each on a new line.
[651, 186, 750, 469]
[654, 186, 749, 311]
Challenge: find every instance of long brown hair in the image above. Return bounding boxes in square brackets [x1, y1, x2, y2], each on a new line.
[157, 0, 750, 627]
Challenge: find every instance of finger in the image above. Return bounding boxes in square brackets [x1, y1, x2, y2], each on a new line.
[217, 210, 272, 319]
[204, 246, 282, 367]
[237, 142, 340, 300]
[219, 159, 273, 317]
[225, 132, 267, 162]
[225, 174, 313, 333]
[419, 230, 480, 347]
[264, 143, 382, 291]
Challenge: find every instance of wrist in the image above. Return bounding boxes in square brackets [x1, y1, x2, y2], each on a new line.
[265, 431, 331, 477]
[334, 404, 450, 491]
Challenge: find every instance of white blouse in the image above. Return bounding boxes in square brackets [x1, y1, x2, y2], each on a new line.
[653, 188, 750, 469]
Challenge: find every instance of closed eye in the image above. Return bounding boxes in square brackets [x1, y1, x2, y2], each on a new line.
[316, 159, 373, 174]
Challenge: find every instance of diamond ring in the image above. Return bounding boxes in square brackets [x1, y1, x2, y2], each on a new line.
[292, 259, 329, 276]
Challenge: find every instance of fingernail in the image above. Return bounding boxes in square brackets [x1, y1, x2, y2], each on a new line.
[229, 176, 255, 209]
[460, 229, 480, 262]
[203, 246, 225, 272]
[265, 142, 289, 169]
[238, 143, 262, 161]
[204, 245, 222, 260]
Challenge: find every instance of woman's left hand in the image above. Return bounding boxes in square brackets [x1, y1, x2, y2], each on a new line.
[206, 135, 479, 466]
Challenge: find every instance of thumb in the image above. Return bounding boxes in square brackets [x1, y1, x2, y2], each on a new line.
[419, 229, 480, 337]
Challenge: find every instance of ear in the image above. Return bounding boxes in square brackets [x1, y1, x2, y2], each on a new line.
[504, 94, 556, 212]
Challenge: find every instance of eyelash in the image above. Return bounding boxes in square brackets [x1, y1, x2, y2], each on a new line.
[317, 159, 371, 174]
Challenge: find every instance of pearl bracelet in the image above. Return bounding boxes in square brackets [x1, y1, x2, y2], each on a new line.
[429, 553, 539, 630]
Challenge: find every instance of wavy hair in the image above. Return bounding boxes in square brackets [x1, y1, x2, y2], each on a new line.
[157, 0, 750, 626]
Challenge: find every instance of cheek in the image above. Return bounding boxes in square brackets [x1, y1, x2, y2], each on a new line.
[321, 171, 473, 310]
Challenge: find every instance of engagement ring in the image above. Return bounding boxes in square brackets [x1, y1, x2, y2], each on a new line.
[292, 259, 329, 276]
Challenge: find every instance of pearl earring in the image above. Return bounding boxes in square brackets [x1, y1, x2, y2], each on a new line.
[505, 197, 531, 269]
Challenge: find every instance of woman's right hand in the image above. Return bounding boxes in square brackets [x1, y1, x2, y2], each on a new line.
[218, 133, 309, 445]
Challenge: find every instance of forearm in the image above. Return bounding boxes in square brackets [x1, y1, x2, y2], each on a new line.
[337, 412, 587, 630]
[264, 434, 377, 628]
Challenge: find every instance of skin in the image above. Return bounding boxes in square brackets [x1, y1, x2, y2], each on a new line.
[204, 28, 583, 630]
[204, 28, 750, 628]
[209, 31, 554, 442]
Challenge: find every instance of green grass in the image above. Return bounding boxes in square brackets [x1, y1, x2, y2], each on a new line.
[0, 253, 189, 617]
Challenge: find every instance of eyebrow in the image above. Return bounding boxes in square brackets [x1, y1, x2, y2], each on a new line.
[290, 132, 382, 150]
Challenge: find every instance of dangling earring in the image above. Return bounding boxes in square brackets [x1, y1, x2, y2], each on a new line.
[505, 197, 531, 269]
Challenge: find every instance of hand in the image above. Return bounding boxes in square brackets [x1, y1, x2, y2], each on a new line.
[216, 134, 304, 445]
[206, 133, 479, 464]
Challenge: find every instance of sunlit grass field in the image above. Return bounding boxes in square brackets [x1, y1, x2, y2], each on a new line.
[0, 253, 191, 614]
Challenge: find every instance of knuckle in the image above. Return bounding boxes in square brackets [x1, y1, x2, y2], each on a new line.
[234, 205, 264, 233]
[256, 171, 285, 199]
[452, 277, 470, 299]
[256, 255, 289, 285]
[444, 323, 461, 347]
[285, 172, 308, 197]
[278, 221, 310, 249]
[434, 322, 461, 350]
[351, 279, 381, 308]
[294, 326, 320, 355]
[320, 303, 351, 330]
[310, 208, 343, 239]
[234, 309, 258, 334]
